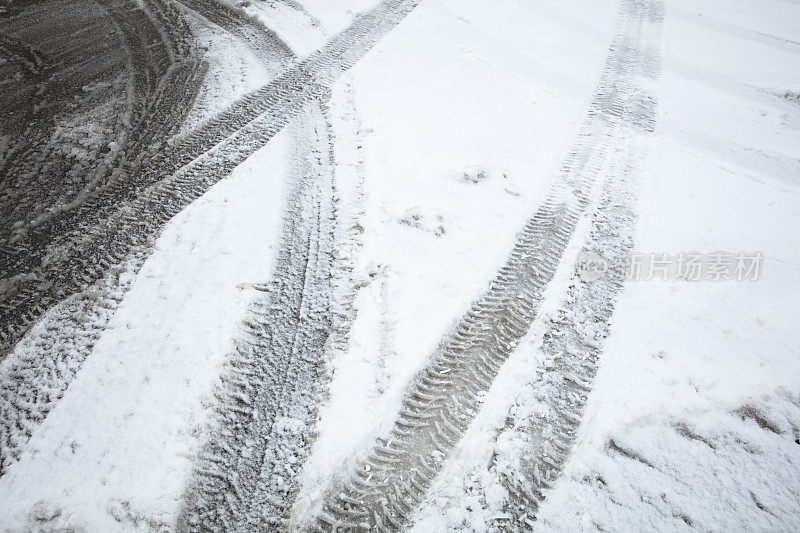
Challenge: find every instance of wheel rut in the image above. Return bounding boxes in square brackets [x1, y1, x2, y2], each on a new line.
[309, 1, 664, 530]
[176, 2, 421, 526]
[492, 3, 664, 526]
[177, 102, 335, 532]
[0, 0, 418, 361]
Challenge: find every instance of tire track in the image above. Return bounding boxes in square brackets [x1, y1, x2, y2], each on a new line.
[0, 0, 129, 229]
[491, 142, 646, 530]
[176, 0, 294, 73]
[177, 102, 335, 531]
[491, 3, 663, 526]
[0, 0, 201, 237]
[175, 10, 382, 528]
[0, 0, 205, 474]
[310, 0, 663, 530]
[0, 0, 291, 475]
[0, 0, 205, 343]
[0, 256, 138, 474]
[87, 0, 207, 217]
[284, 78, 370, 528]
[0, 0, 419, 359]
[273, 0, 323, 28]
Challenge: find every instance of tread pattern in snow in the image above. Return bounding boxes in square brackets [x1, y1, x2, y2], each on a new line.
[0, 0, 205, 474]
[273, 0, 323, 28]
[310, 0, 664, 530]
[0, 0, 419, 360]
[0, 257, 140, 474]
[176, 0, 294, 73]
[177, 103, 335, 531]
[492, 2, 664, 527]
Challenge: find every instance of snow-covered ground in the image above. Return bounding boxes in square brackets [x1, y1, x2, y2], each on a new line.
[0, 131, 291, 530]
[293, 0, 618, 518]
[534, 0, 800, 528]
[407, 0, 800, 530]
[1, 0, 799, 530]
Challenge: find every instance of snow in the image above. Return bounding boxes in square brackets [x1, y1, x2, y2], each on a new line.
[242, 0, 326, 56]
[3, 0, 800, 529]
[243, 0, 381, 56]
[297, 0, 378, 35]
[402, 0, 800, 530]
[180, 22, 271, 132]
[531, 1, 800, 527]
[292, 0, 619, 518]
[0, 132, 290, 530]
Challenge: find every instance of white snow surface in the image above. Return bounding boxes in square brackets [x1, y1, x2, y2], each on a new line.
[532, 0, 800, 529]
[244, 0, 380, 56]
[181, 17, 271, 133]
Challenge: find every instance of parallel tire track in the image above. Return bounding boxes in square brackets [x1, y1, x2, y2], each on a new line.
[177, 103, 335, 531]
[493, 3, 664, 526]
[492, 143, 646, 529]
[310, 0, 664, 530]
[0, 0, 419, 359]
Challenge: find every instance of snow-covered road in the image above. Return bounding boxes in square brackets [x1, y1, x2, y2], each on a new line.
[1, 0, 799, 530]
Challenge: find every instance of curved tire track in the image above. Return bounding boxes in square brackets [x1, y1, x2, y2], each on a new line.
[0, 0, 204, 348]
[0, 0, 418, 360]
[0, 0, 129, 230]
[177, 0, 420, 524]
[493, 2, 664, 526]
[0, 0, 204, 474]
[176, 0, 294, 73]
